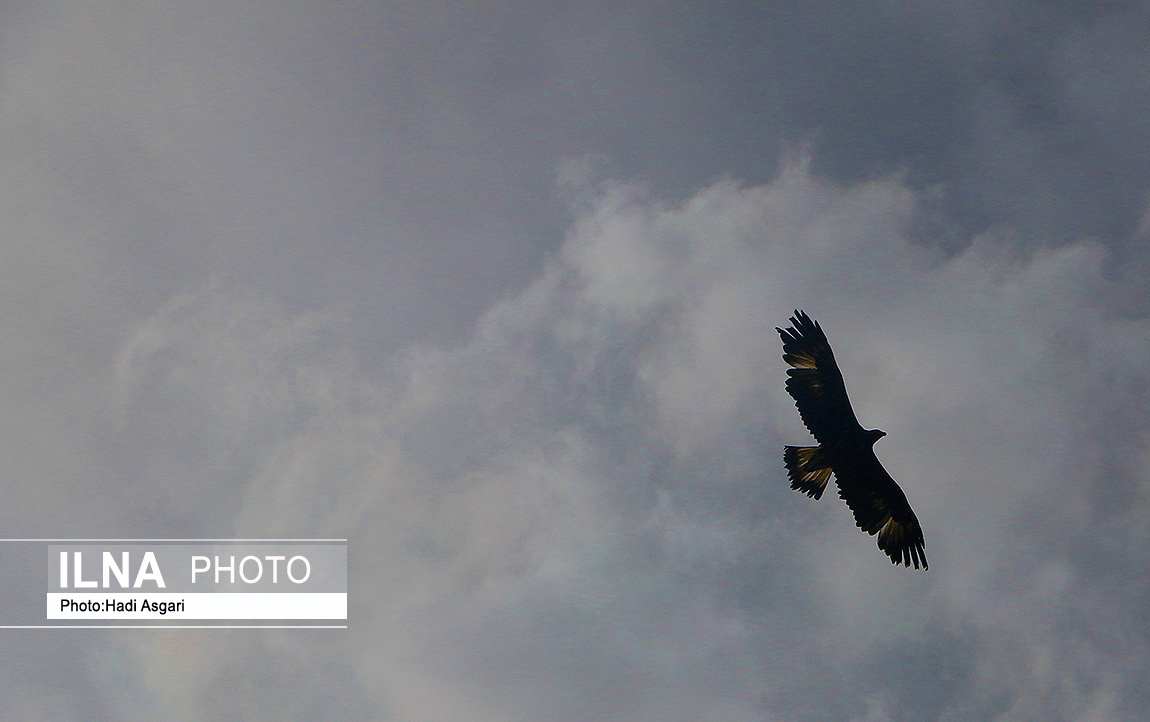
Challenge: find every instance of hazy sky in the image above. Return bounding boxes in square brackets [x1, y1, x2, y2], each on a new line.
[2, 1, 1149, 719]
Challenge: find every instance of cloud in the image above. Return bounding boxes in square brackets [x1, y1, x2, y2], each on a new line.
[4, 2, 1150, 717]
[91, 160, 1150, 719]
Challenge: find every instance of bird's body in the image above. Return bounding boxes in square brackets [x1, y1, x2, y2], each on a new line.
[777, 310, 928, 570]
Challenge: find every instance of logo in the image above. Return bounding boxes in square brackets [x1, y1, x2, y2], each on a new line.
[0, 540, 347, 628]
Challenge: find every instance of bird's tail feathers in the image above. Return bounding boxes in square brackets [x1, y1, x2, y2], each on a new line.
[783, 445, 833, 500]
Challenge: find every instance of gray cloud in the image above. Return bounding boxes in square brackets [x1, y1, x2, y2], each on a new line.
[2, 0, 1149, 720]
[72, 163, 1149, 719]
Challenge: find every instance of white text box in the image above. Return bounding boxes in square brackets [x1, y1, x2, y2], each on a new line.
[47, 593, 346, 620]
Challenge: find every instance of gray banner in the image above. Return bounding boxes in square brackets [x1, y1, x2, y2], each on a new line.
[48, 543, 346, 593]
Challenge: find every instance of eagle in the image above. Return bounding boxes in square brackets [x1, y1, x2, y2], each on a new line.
[777, 310, 927, 570]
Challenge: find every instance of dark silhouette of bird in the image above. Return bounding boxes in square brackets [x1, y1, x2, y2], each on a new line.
[777, 310, 928, 570]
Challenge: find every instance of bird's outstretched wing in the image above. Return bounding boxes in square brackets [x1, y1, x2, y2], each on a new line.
[833, 448, 928, 569]
[776, 310, 862, 444]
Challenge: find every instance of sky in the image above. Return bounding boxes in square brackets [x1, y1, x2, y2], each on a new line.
[1, 0, 1149, 719]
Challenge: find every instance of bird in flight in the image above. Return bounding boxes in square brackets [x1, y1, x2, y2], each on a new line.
[777, 310, 928, 570]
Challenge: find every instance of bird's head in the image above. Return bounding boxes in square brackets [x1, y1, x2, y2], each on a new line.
[865, 428, 886, 445]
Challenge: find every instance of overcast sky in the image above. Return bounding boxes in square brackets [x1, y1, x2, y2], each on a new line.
[2, 0, 1150, 719]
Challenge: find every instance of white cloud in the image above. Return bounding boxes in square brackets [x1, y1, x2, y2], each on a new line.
[94, 160, 1150, 718]
[3, 0, 1149, 718]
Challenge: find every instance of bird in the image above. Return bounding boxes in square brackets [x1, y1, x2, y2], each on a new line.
[777, 310, 928, 570]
